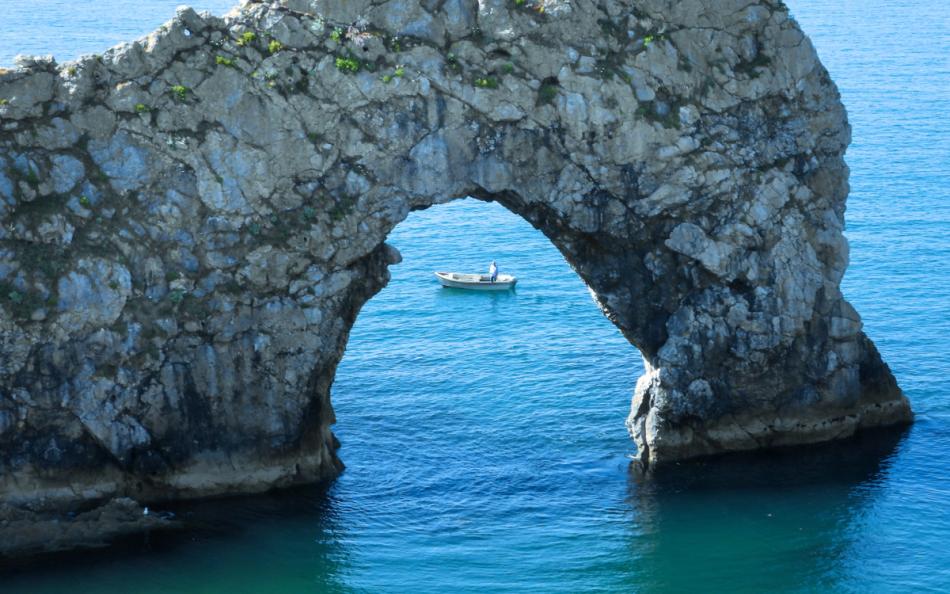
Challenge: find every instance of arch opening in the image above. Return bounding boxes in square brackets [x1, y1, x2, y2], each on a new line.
[328, 197, 645, 483]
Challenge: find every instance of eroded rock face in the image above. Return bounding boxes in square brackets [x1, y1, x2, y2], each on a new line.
[0, 0, 911, 549]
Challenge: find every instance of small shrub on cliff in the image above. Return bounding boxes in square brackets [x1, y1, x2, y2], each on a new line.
[79, 195, 91, 207]
[474, 76, 499, 89]
[215, 55, 235, 67]
[642, 33, 667, 48]
[268, 40, 284, 54]
[446, 53, 462, 74]
[1, 282, 40, 320]
[170, 85, 189, 102]
[134, 103, 150, 113]
[735, 53, 773, 79]
[330, 28, 343, 43]
[335, 56, 361, 74]
[24, 167, 39, 186]
[538, 83, 559, 105]
[236, 31, 257, 47]
[0, 98, 9, 106]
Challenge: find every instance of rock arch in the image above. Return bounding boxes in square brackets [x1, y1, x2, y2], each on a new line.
[0, 0, 911, 523]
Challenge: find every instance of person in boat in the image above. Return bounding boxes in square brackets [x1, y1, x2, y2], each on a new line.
[489, 260, 498, 283]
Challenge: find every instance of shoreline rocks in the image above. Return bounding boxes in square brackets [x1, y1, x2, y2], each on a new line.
[0, 497, 175, 559]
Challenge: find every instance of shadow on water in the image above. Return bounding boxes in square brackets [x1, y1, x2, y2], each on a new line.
[0, 483, 352, 593]
[432, 285, 518, 316]
[433, 286, 518, 298]
[630, 424, 909, 492]
[621, 426, 911, 593]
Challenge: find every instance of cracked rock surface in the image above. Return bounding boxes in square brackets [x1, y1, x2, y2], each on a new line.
[0, 0, 911, 554]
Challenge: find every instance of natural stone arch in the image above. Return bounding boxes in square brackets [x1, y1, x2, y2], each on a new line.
[0, 0, 912, 531]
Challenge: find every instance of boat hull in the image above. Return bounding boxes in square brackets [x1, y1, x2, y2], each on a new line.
[434, 272, 517, 291]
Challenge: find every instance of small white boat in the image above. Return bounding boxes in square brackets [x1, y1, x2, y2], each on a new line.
[434, 271, 517, 291]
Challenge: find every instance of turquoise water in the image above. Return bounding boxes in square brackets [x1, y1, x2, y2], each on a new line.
[2, 1, 950, 592]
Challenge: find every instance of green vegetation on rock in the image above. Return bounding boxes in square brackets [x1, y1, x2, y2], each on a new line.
[236, 31, 256, 47]
[474, 76, 499, 89]
[538, 83, 559, 105]
[735, 53, 773, 78]
[335, 56, 360, 74]
[171, 85, 189, 102]
[24, 167, 39, 186]
[0, 282, 41, 320]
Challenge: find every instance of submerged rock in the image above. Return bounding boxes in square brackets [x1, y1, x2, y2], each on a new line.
[0, 497, 175, 558]
[0, 0, 911, 553]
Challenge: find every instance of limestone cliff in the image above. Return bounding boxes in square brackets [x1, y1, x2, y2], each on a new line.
[0, 0, 911, 553]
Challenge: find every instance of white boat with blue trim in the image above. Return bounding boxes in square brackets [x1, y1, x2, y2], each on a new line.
[434, 271, 517, 291]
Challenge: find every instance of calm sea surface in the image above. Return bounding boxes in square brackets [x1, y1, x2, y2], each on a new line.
[1, 1, 949, 592]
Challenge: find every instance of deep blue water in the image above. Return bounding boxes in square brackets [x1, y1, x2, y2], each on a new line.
[1, 1, 949, 592]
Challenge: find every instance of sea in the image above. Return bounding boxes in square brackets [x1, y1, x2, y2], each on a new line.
[1, 0, 948, 591]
